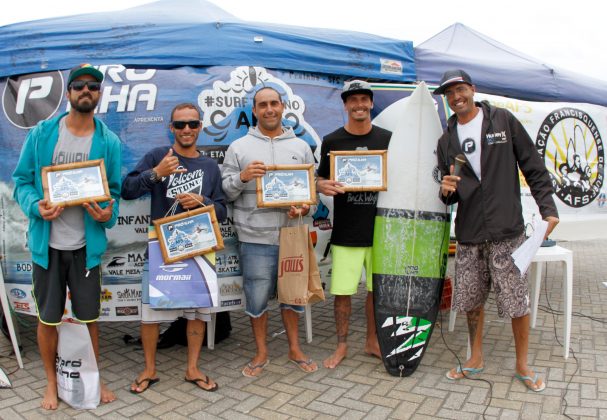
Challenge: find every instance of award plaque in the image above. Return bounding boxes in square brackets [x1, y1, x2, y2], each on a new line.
[329, 150, 387, 192]
[256, 164, 317, 208]
[41, 159, 111, 207]
[153, 205, 224, 264]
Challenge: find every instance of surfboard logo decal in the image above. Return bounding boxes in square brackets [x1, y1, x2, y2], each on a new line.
[381, 316, 432, 358]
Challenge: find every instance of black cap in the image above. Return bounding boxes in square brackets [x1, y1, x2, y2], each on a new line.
[341, 80, 373, 102]
[433, 69, 473, 95]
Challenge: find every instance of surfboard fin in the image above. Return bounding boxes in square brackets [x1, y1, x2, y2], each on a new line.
[0, 367, 12, 389]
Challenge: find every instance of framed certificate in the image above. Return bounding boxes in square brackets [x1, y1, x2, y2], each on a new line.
[256, 164, 317, 208]
[41, 159, 111, 207]
[329, 150, 387, 192]
[153, 205, 224, 264]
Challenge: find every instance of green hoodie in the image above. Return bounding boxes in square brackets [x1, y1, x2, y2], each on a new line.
[12, 112, 122, 269]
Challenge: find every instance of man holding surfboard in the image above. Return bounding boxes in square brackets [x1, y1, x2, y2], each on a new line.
[317, 80, 390, 369]
[436, 69, 559, 392]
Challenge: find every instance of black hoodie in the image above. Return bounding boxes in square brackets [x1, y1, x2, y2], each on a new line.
[436, 101, 558, 244]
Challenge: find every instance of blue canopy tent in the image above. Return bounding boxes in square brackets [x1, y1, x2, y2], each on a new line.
[0, 0, 415, 81]
[415, 23, 607, 107]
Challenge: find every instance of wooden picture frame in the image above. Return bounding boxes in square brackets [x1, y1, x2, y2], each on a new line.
[256, 164, 317, 208]
[41, 159, 111, 207]
[153, 205, 224, 264]
[329, 150, 388, 192]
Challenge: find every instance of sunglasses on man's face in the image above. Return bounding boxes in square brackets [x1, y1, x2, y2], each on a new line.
[172, 120, 201, 129]
[69, 81, 102, 92]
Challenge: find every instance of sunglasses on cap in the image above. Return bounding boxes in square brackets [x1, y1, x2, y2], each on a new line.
[171, 120, 201, 129]
[69, 80, 102, 92]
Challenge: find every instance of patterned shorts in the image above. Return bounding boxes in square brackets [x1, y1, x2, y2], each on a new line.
[453, 233, 529, 318]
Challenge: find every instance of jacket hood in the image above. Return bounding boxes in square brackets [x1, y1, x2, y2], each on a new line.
[247, 125, 296, 141]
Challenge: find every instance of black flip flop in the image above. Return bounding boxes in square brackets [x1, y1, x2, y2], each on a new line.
[184, 376, 219, 392]
[130, 377, 160, 394]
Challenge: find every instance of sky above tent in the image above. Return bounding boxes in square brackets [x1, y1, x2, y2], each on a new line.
[1, 0, 604, 82]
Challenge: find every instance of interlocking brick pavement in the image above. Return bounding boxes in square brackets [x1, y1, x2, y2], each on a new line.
[1, 239, 606, 419]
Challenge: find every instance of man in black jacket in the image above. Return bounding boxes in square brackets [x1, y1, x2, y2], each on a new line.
[436, 70, 559, 392]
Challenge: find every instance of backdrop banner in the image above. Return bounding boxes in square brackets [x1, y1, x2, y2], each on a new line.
[1, 66, 604, 319]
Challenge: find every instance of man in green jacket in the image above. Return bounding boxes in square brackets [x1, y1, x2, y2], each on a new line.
[13, 64, 122, 410]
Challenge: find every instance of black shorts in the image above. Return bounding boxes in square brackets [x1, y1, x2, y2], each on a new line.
[32, 247, 101, 325]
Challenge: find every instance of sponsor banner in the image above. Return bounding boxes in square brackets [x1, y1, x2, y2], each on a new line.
[473, 92, 606, 216]
[2, 67, 606, 317]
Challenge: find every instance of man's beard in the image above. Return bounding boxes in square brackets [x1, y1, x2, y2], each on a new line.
[70, 95, 98, 113]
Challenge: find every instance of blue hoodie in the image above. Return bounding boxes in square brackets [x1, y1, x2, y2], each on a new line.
[12, 112, 122, 269]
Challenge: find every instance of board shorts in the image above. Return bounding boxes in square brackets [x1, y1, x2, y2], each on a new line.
[453, 233, 529, 318]
[141, 304, 211, 323]
[330, 245, 373, 295]
[240, 242, 304, 318]
[32, 247, 101, 325]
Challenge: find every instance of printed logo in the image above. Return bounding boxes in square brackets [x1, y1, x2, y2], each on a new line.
[116, 306, 139, 316]
[381, 316, 432, 361]
[107, 256, 127, 268]
[197, 66, 320, 159]
[2, 71, 64, 129]
[117, 288, 142, 300]
[100, 307, 111, 317]
[380, 58, 403, 75]
[14, 301, 30, 312]
[432, 166, 442, 184]
[278, 255, 304, 277]
[10, 288, 27, 299]
[462, 138, 476, 154]
[160, 262, 188, 273]
[166, 168, 203, 198]
[485, 131, 508, 145]
[536, 108, 604, 207]
[101, 289, 113, 302]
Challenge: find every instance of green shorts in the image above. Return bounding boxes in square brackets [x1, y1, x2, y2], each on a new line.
[330, 245, 373, 295]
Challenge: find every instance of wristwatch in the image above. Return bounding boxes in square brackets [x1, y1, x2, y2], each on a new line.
[150, 169, 161, 183]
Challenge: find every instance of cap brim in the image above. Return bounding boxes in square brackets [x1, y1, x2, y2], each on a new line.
[68, 67, 104, 85]
[341, 89, 373, 101]
[433, 81, 471, 95]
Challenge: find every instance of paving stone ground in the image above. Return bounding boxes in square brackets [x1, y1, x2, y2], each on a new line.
[1, 239, 606, 419]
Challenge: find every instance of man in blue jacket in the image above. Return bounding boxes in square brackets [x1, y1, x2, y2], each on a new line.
[13, 64, 121, 409]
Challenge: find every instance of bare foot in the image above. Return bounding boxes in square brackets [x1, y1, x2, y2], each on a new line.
[41, 383, 58, 410]
[100, 382, 116, 403]
[323, 344, 347, 369]
[364, 341, 381, 359]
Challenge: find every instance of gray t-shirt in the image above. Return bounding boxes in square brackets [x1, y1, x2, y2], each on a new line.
[49, 118, 93, 250]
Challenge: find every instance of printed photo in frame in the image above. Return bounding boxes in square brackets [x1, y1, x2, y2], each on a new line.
[153, 205, 224, 264]
[329, 150, 387, 192]
[41, 159, 111, 207]
[256, 164, 317, 208]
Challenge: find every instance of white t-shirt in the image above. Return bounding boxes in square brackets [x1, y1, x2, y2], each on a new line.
[457, 107, 483, 180]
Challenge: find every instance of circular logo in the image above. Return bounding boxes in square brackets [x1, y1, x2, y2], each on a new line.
[2, 71, 64, 129]
[536, 108, 604, 207]
[462, 137, 476, 154]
